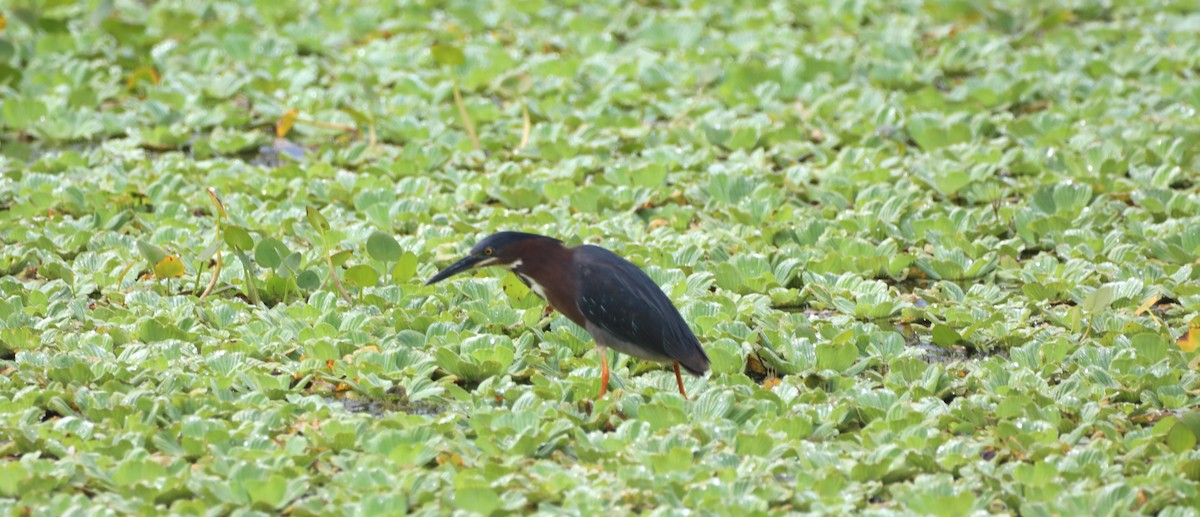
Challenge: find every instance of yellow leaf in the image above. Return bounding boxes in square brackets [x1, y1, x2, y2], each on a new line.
[277, 108, 299, 138]
[436, 452, 464, 466]
[154, 255, 184, 279]
[1134, 295, 1160, 316]
[126, 65, 160, 90]
[1178, 319, 1200, 353]
[0, 12, 7, 32]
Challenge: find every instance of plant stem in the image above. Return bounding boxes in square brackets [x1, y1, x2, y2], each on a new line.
[453, 83, 481, 151]
[323, 236, 353, 304]
[518, 102, 531, 151]
[199, 249, 222, 302]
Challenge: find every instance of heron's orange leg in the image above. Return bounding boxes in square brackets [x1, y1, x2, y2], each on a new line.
[674, 362, 688, 400]
[599, 350, 610, 398]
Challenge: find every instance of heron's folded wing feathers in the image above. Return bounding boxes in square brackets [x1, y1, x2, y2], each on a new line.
[574, 246, 709, 375]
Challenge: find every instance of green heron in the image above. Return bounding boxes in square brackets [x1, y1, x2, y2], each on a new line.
[426, 231, 709, 398]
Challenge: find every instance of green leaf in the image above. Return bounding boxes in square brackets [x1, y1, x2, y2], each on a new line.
[136, 239, 167, 265]
[0, 327, 38, 353]
[905, 490, 976, 517]
[254, 237, 290, 269]
[139, 317, 189, 342]
[279, 252, 302, 277]
[1013, 461, 1056, 486]
[707, 339, 745, 375]
[344, 265, 379, 288]
[770, 415, 813, 440]
[816, 343, 857, 372]
[305, 340, 340, 362]
[651, 447, 693, 474]
[702, 123, 730, 147]
[931, 325, 962, 348]
[633, 162, 668, 187]
[1130, 333, 1168, 364]
[638, 400, 686, 434]
[306, 207, 330, 233]
[907, 115, 947, 150]
[1180, 412, 1200, 439]
[2, 97, 48, 129]
[111, 458, 167, 487]
[1168, 421, 1198, 452]
[1183, 460, 1200, 482]
[1081, 285, 1114, 314]
[454, 487, 499, 515]
[366, 231, 404, 262]
[735, 432, 774, 457]
[500, 272, 531, 302]
[224, 226, 254, 251]
[0, 462, 23, 497]
[243, 475, 294, 510]
[713, 262, 742, 292]
[435, 338, 515, 382]
[297, 270, 320, 290]
[498, 73, 532, 96]
[231, 247, 260, 304]
[907, 113, 970, 151]
[392, 251, 419, 283]
[431, 44, 466, 67]
[330, 250, 353, 267]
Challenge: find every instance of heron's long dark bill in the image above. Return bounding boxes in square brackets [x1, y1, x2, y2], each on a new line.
[425, 255, 485, 285]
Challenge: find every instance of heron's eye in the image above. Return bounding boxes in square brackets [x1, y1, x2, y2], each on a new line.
[483, 247, 493, 256]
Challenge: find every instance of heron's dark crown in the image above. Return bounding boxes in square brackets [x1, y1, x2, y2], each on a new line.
[469, 231, 562, 256]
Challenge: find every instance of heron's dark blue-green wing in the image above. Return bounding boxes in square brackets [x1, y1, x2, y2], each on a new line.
[573, 245, 709, 375]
